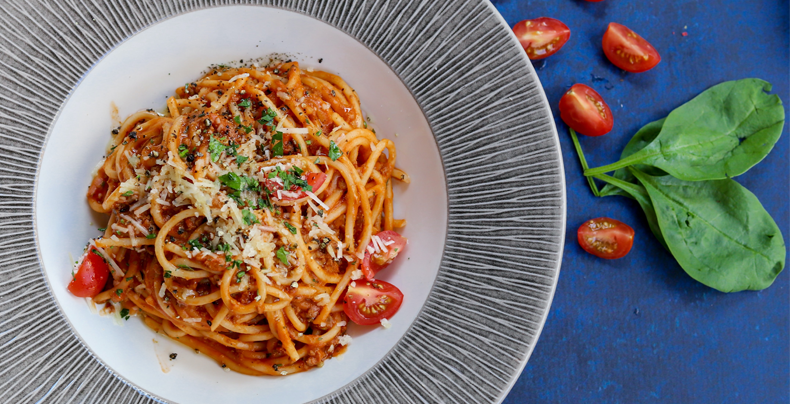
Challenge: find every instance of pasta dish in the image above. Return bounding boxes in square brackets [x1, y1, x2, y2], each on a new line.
[67, 60, 409, 376]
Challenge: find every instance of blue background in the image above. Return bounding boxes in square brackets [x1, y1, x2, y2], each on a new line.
[492, 1, 790, 403]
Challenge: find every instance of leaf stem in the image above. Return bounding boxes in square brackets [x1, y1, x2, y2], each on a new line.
[569, 128, 599, 197]
[583, 153, 646, 177]
[592, 173, 643, 194]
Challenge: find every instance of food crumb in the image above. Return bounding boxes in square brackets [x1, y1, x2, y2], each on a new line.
[169, 353, 177, 360]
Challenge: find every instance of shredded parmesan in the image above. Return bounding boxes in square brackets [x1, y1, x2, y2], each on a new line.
[228, 73, 250, 82]
[380, 318, 392, 329]
[158, 283, 167, 298]
[305, 191, 329, 210]
[338, 335, 352, 346]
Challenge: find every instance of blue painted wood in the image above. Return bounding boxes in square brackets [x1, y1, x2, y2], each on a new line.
[494, 1, 789, 403]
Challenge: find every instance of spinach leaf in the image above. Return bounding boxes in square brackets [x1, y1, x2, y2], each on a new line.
[631, 168, 785, 292]
[594, 173, 667, 250]
[599, 118, 667, 198]
[586, 79, 784, 181]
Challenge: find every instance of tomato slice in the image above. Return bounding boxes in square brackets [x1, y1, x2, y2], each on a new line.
[68, 250, 111, 298]
[577, 217, 635, 259]
[343, 280, 404, 325]
[602, 22, 661, 73]
[361, 231, 407, 280]
[264, 172, 326, 201]
[512, 17, 571, 60]
[559, 84, 614, 137]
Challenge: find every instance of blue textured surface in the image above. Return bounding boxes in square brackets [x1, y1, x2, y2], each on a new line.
[493, 1, 790, 403]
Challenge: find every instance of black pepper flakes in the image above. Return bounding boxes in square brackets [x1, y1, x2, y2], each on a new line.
[318, 58, 323, 63]
[169, 353, 177, 360]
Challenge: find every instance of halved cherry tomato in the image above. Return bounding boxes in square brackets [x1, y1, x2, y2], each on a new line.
[512, 17, 571, 60]
[602, 22, 661, 73]
[264, 172, 326, 201]
[559, 84, 614, 137]
[343, 280, 404, 325]
[361, 231, 407, 280]
[68, 250, 110, 298]
[577, 217, 634, 259]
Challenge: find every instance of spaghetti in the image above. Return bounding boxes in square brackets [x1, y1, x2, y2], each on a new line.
[76, 60, 410, 375]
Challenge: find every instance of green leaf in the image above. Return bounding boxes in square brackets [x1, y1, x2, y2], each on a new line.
[208, 136, 226, 162]
[631, 168, 785, 292]
[328, 140, 342, 161]
[120, 308, 130, 320]
[242, 208, 259, 225]
[238, 98, 251, 108]
[233, 115, 241, 125]
[145, 233, 157, 239]
[236, 155, 249, 166]
[586, 79, 784, 180]
[121, 190, 134, 197]
[276, 247, 289, 265]
[593, 173, 667, 250]
[178, 144, 189, 158]
[219, 172, 244, 190]
[257, 108, 277, 124]
[599, 118, 666, 198]
[283, 222, 297, 234]
[272, 132, 284, 156]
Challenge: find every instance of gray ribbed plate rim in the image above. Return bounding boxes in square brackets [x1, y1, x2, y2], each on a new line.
[0, 1, 566, 403]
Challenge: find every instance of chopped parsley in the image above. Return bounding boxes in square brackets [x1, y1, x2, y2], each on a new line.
[208, 136, 227, 162]
[115, 289, 123, 296]
[98, 227, 106, 232]
[120, 308, 130, 320]
[276, 247, 290, 265]
[233, 115, 242, 125]
[178, 144, 189, 158]
[257, 108, 277, 124]
[242, 208, 259, 225]
[188, 238, 205, 250]
[145, 233, 157, 239]
[164, 270, 172, 278]
[236, 155, 249, 166]
[315, 130, 322, 137]
[121, 190, 134, 197]
[268, 165, 311, 192]
[328, 140, 342, 161]
[240, 124, 253, 134]
[238, 98, 252, 108]
[283, 222, 297, 234]
[272, 131, 284, 157]
[219, 172, 259, 192]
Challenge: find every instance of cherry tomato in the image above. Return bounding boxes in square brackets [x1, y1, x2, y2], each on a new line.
[602, 22, 661, 73]
[577, 217, 635, 259]
[68, 250, 110, 298]
[512, 17, 571, 60]
[264, 172, 326, 201]
[343, 280, 404, 325]
[559, 84, 614, 137]
[361, 231, 407, 280]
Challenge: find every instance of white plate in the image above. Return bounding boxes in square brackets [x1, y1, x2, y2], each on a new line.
[35, 6, 446, 404]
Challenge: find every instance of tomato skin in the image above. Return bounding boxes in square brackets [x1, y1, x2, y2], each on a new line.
[559, 84, 614, 137]
[602, 22, 661, 73]
[361, 231, 407, 281]
[577, 217, 635, 259]
[512, 17, 571, 60]
[68, 251, 111, 298]
[343, 280, 404, 325]
[264, 172, 326, 201]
